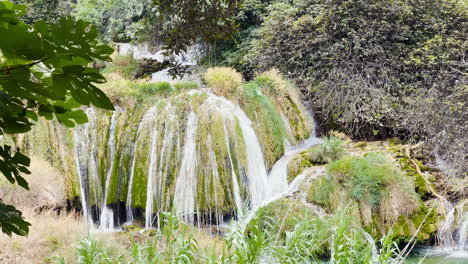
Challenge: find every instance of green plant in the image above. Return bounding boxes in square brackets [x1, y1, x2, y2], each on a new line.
[102, 55, 141, 79]
[248, 0, 467, 177]
[138, 82, 173, 97]
[306, 176, 339, 211]
[0, 1, 113, 236]
[76, 237, 119, 264]
[327, 153, 416, 209]
[128, 240, 162, 263]
[173, 82, 199, 91]
[254, 69, 291, 97]
[310, 136, 345, 164]
[204, 67, 243, 97]
[328, 208, 374, 264]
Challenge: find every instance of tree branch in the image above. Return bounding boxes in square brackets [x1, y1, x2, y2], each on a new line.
[0, 57, 50, 74]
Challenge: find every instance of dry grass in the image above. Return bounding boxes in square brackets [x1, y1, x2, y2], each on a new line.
[0, 158, 65, 210]
[254, 69, 292, 98]
[204, 67, 244, 97]
[0, 208, 85, 264]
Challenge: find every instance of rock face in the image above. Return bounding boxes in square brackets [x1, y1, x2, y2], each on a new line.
[21, 72, 313, 228]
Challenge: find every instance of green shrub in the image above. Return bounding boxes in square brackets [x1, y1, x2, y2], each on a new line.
[102, 55, 141, 79]
[253, 69, 291, 97]
[310, 136, 345, 164]
[306, 176, 339, 211]
[327, 153, 411, 207]
[76, 237, 116, 264]
[129, 82, 174, 99]
[204, 67, 243, 97]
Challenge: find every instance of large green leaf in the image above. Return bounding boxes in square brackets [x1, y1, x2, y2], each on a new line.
[0, 202, 30, 237]
[0, 1, 115, 237]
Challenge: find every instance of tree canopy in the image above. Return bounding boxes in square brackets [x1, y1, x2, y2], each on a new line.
[243, 0, 467, 177]
[0, 0, 114, 236]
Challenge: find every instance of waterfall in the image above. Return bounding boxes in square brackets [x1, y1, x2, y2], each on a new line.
[173, 112, 198, 224]
[73, 109, 93, 224]
[73, 108, 104, 224]
[70, 85, 317, 229]
[126, 106, 158, 221]
[458, 210, 468, 250]
[437, 199, 468, 252]
[99, 107, 121, 230]
[223, 121, 244, 217]
[438, 203, 456, 248]
[200, 93, 272, 211]
[268, 136, 322, 199]
[207, 135, 223, 226]
[145, 118, 159, 228]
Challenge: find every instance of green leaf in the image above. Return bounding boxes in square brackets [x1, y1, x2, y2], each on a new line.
[0, 202, 30, 236]
[0, 145, 30, 189]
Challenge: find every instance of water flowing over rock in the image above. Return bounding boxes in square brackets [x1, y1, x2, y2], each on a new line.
[63, 87, 315, 228]
[437, 200, 468, 252]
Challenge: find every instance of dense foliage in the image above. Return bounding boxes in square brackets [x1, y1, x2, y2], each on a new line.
[74, 0, 153, 43]
[242, 0, 467, 177]
[11, 0, 73, 24]
[0, 1, 113, 236]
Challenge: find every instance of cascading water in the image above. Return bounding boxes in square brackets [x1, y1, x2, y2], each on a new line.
[70, 85, 316, 230]
[126, 106, 158, 221]
[436, 199, 468, 251]
[457, 210, 468, 251]
[99, 107, 121, 230]
[173, 112, 198, 225]
[199, 92, 272, 211]
[73, 109, 94, 224]
[268, 136, 322, 199]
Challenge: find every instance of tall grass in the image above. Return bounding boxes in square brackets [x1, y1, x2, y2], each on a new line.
[102, 55, 140, 79]
[308, 136, 346, 165]
[44, 208, 417, 264]
[326, 152, 418, 211]
[204, 67, 244, 98]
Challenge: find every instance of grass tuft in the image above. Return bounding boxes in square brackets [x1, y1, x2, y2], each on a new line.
[204, 67, 244, 97]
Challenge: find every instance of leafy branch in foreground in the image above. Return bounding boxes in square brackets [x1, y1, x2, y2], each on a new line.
[0, 0, 114, 236]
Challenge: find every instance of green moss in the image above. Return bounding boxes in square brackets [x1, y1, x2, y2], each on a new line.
[287, 150, 317, 183]
[102, 55, 140, 79]
[392, 201, 438, 243]
[399, 157, 431, 200]
[287, 138, 345, 182]
[242, 82, 287, 168]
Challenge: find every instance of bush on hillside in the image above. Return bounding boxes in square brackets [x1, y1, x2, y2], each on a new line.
[246, 0, 467, 177]
[253, 69, 291, 98]
[310, 137, 345, 164]
[102, 55, 141, 79]
[326, 153, 418, 212]
[204, 67, 244, 97]
[173, 82, 200, 91]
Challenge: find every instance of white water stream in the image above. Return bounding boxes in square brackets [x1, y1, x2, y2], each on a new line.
[99, 107, 121, 230]
[173, 111, 199, 225]
[126, 106, 158, 221]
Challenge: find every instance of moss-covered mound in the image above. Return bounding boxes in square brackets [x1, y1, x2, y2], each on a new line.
[305, 152, 439, 242]
[21, 68, 313, 226]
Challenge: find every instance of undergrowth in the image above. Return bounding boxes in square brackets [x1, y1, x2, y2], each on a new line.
[53, 208, 423, 264]
[102, 55, 141, 79]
